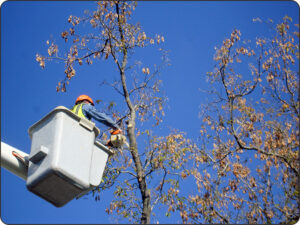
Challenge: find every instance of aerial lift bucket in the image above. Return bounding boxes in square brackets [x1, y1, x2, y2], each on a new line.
[26, 106, 113, 207]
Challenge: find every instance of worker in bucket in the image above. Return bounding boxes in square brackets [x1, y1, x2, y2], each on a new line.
[71, 95, 123, 147]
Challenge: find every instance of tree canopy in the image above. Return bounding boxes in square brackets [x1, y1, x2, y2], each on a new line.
[178, 15, 299, 224]
[36, 1, 299, 223]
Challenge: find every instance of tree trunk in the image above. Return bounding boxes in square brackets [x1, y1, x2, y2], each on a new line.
[127, 119, 151, 224]
[119, 62, 151, 223]
[116, 3, 151, 222]
[121, 72, 151, 224]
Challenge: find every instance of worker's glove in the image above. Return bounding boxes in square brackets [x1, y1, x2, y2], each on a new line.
[109, 129, 126, 148]
[110, 129, 122, 135]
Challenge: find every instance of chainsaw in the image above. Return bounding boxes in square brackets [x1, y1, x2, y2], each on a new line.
[107, 129, 129, 149]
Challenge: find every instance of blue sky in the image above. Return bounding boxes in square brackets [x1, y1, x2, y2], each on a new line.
[1, 1, 299, 224]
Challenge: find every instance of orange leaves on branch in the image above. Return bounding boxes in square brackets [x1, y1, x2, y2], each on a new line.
[68, 15, 72, 23]
[229, 180, 238, 192]
[249, 177, 257, 188]
[232, 163, 250, 178]
[36, 54, 45, 68]
[47, 43, 58, 56]
[154, 34, 165, 44]
[94, 51, 101, 59]
[141, 32, 146, 40]
[203, 115, 212, 126]
[103, 44, 111, 59]
[256, 38, 266, 47]
[73, 38, 79, 44]
[262, 61, 270, 71]
[61, 31, 69, 42]
[236, 47, 248, 55]
[90, 18, 97, 27]
[86, 57, 93, 64]
[67, 15, 80, 26]
[277, 23, 287, 37]
[64, 64, 76, 79]
[181, 171, 187, 179]
[230, 29, 240, 45]
[137, 31, 147, 46]
[168, 187, 179, 197]
[71, 45, 78, 57]
[180, 210, 188, 224]
[69, 27, 75, 35]
[80, 37, 86, 47]
[56, 82, 66, 92]
[150, 132, 192, 171]
[142, 67, 150, 75]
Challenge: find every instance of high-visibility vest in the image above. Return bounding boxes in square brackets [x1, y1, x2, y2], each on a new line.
[71, 103, 88, 120]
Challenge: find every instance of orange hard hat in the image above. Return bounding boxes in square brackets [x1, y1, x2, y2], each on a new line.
[75, 95, 94, 105]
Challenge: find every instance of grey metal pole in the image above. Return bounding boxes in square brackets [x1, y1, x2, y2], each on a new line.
[1, 142, 28, 180]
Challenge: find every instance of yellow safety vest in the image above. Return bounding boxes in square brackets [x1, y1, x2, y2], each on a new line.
[71, 103, 88, 120]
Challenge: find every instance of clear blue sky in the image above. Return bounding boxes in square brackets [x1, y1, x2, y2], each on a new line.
[1, 1, 299, 224]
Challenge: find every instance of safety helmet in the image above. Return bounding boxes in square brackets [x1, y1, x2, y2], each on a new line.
[75, 95, 94, 105]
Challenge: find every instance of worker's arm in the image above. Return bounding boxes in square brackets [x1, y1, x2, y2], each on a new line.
[83, 104, 120, 130]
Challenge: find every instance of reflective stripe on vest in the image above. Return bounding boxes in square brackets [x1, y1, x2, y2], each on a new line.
[71, 103, 87, 119]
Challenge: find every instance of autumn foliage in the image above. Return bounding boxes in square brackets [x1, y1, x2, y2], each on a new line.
[36, 2, 299, 223]
[37, 1, 168, 224]
[176, 16, 299, 224]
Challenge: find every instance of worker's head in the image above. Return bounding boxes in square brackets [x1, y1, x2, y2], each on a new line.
[75, 95, 94, 105]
